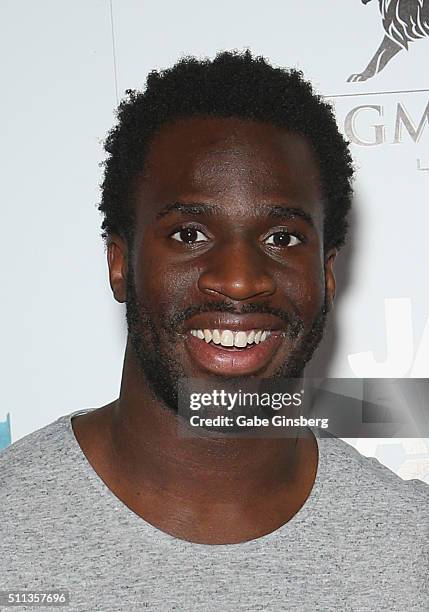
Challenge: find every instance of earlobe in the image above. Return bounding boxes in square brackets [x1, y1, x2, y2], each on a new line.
[107, 235, 128, 303]
[325, 249, 337, 310]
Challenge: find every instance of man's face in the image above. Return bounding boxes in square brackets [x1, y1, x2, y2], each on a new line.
[109, 117, 336, 410]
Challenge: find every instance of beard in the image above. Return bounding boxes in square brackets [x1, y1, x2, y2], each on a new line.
[125, 263, 329, 414]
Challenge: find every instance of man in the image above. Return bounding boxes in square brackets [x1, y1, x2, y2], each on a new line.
[1, 50, 427, 611]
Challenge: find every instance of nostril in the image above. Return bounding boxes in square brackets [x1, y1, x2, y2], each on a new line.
[198, 271, 276, 301]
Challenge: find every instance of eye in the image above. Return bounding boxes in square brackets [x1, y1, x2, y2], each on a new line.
[170, 226, 209, 244]
[263, 230, 302, 247]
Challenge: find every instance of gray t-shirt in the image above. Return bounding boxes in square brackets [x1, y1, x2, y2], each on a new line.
[1, 408, 428, 612]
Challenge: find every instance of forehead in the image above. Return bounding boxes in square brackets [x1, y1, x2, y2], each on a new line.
[135, 116, 322, 224]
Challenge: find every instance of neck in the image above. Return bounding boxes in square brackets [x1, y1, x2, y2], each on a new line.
[73, 341, 319, 543]
[109, 343, 316, 504]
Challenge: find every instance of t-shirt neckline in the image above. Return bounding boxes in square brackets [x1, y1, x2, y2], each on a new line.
[60, 407, 327, 548]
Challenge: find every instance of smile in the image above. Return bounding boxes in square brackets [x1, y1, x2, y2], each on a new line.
[184, 328, 285, 376]
[190, 328, 272, 348]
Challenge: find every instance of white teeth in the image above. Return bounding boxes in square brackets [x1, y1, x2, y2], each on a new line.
[234, 331, 248, 348]
[212, 329, 221, 344]
[220, 330, 234, 347]
[190, 328, 272, 346]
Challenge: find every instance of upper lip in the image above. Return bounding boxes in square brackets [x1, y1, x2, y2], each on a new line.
[182, 313, 286, 333]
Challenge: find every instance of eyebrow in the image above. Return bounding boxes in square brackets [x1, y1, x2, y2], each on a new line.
[156, 201, 315, 227]
[156, 201, 218, 219]
[266, 205, 314, 227]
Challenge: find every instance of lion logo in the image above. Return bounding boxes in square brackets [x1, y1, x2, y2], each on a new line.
[348, 0, 429, 82]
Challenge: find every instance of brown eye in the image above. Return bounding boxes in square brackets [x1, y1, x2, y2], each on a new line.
[171, 226, 209, 244]
[264, 231, 301, 247]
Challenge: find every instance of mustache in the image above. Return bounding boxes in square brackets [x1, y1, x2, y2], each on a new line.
[165, 300, 305, 337]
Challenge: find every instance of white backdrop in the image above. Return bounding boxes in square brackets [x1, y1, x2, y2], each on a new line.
[1, 0, 428, 482]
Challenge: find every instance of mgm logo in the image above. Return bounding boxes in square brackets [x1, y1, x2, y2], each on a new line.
[343, 100, 429, 145]
[348, 0, 429, 82]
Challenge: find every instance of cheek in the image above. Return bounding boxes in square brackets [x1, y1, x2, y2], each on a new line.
[132, 235, 198, 313]
[276, 254, 326, 317]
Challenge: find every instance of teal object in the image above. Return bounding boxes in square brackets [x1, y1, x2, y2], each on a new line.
[0, 413, 11, 450]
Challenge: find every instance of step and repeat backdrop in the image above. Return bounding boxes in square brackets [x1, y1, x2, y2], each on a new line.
[1, 0, 428, 481]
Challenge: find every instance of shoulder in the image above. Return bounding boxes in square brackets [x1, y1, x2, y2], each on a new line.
[317, 433, 428, 531]
[0, 410, 90, 513]
[0, 416, 66, 477]
[0, 417, 65, 494]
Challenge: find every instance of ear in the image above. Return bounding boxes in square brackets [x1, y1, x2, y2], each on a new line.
[107, 234, 128, 303]
[324, 248, 337, 310]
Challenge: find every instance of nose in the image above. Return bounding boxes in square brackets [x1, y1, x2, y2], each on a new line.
[197, 240, 276, 301]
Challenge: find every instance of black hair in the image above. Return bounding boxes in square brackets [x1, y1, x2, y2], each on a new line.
[99, 49, 354, 252]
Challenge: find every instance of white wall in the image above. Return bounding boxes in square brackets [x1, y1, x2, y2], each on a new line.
[1, 0, 428, 481]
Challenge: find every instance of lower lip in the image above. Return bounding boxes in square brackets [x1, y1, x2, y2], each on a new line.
[184, 333, 284, 376]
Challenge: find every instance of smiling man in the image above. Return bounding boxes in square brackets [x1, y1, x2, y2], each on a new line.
[1, 51, 428, 611]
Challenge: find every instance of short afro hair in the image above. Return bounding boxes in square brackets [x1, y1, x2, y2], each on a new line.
[99, 49, 354, 252]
